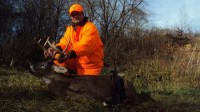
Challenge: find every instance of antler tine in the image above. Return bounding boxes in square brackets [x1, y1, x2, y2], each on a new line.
[62, 38, 71, 53]
[37, 38, 42, 43]
[44, 36, 50, 47]
[35, 38, 46, 50]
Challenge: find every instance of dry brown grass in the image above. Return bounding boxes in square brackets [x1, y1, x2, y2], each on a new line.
[104, 28, 200, 95]
[105, 31, 200, 111]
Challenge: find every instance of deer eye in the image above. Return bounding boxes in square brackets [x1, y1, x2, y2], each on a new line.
[40, 63, 47, 69]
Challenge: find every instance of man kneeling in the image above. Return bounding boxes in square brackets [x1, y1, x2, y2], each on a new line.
[44, 3, 104, 76]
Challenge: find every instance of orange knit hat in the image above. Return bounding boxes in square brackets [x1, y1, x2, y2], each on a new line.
[69, 4, 84, 15]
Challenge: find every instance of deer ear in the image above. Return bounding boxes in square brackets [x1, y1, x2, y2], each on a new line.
[52, 65, 68, 74]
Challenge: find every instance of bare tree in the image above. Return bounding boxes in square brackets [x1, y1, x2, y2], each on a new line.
[81, 0, 147, 41]
[0, 0, 148, 67]
[0, 0, 71, 67]
[78, 0, 147, 64]
[0, 0, 19, 66]
[176, 4, 192, 36]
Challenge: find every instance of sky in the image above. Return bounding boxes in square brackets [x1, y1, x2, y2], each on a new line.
[147, 0, 200, 33]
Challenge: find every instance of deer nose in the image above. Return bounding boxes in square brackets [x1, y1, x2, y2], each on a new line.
[29, 65, 36, 73]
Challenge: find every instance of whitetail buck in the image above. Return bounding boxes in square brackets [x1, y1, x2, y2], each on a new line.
[29, 37, 138, 108]
[29, 61, 138, 108]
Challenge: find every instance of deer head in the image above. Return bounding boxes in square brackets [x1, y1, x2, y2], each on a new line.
[29, 60, 69, 78]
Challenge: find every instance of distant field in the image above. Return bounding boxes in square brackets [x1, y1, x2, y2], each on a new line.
[0, 67, 200, 112]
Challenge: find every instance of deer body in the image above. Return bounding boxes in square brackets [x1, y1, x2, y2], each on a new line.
[29, 61, 137, 106]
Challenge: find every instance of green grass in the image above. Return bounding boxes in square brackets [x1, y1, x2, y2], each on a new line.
[0, 67, 200, 112]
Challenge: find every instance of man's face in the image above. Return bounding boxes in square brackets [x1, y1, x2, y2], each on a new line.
[70, 11, 84, 25]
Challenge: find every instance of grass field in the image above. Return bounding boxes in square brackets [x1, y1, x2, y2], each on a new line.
[1, 37, 200, 111]
[0, 65, 200, 112]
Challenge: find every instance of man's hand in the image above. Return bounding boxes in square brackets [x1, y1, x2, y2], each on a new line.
[57, 50, 77, 63]
[44, 48, 77, 62]
[44, 48, 57, 58]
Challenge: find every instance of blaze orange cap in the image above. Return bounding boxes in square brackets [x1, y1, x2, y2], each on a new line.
[69, 4, 84, 15]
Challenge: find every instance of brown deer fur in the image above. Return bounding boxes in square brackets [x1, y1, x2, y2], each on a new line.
[29, 61, 138, 106]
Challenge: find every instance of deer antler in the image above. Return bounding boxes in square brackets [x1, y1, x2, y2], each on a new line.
[34, 36, 50, 51]
[47, 38, 71, 54]
[62, 38, 71, 53]
[35, 36, 71, 55]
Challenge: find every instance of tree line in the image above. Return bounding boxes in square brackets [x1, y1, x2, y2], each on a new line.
[0, 0, 147, 68]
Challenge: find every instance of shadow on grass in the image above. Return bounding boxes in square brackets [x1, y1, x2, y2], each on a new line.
[169, 103, 200, 112]
[0, 87, 52, 100]
[0, 67, 27, 76]
[0, 85, 111, 112]
[0, 86, 167, 112]
[0, 87, 56, 112]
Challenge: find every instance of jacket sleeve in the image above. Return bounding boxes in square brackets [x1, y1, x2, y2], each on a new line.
[72, 24, 102, 56]
[56, 27, 72, 52]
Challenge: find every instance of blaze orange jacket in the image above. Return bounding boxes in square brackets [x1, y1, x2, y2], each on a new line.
[55, 20, 104, 75]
